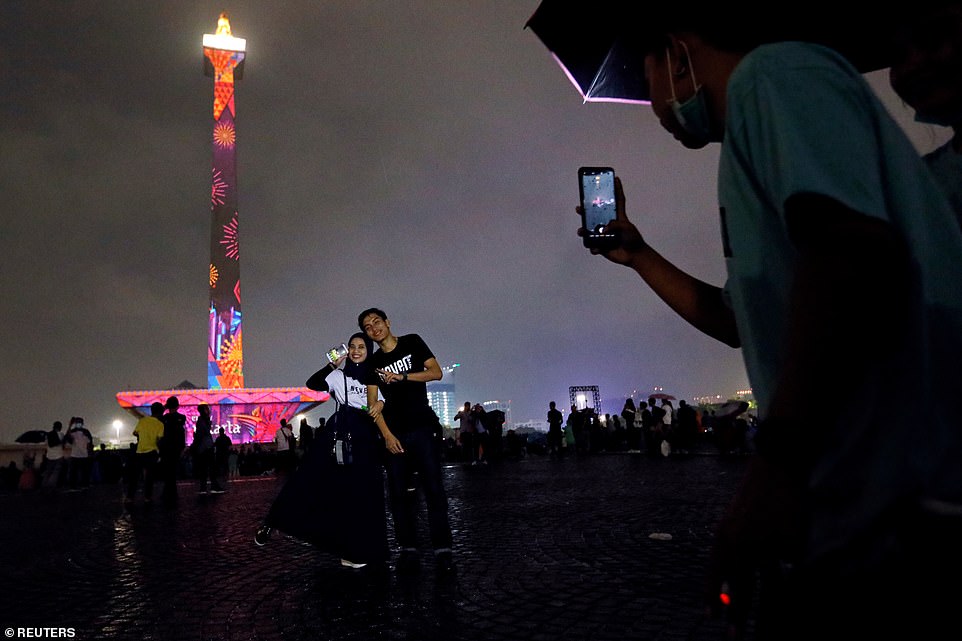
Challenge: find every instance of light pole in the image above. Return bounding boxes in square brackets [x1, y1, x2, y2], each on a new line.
[113, 419, 123, 447]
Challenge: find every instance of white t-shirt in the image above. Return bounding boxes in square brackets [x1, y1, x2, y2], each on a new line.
[325, 368, 383, 409]
[67, 428, 90, 459]
[46, 432, 64, 461]
[275, 426, 293, 451]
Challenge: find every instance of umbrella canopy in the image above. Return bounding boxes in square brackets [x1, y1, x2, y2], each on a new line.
[714, 400, 750, 419]
[525, 1, 900, 104]
[15, 430, 49, 443]
[525, 0, 647, 104]
[648, 393, 676, 401]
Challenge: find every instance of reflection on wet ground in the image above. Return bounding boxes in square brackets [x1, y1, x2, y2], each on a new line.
[0, 452, 751, 640]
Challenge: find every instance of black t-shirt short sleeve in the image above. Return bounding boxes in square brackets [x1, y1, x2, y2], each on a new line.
[366, 334, 435, 432]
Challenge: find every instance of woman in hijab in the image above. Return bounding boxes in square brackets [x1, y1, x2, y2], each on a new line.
[254, 332, 401, 570]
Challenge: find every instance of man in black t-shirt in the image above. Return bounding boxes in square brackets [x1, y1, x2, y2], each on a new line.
[359, 307, 454, 574]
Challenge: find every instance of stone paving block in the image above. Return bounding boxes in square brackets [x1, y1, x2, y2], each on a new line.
[0, 452, 753, 640]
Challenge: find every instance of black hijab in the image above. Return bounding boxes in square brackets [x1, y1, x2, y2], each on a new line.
[342, 332, 375, 382]
[305, 332, 375, 392]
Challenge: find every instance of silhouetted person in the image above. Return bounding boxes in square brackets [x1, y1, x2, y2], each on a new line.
[546, 401, 563, 459]
[274, 418, 296, 475]
[454, 401, 476, 464]
[64, 417, 92, 490]
[298, 418, 314, 454]
[470, 404, 489, 465]
[159, 395, 186, 506]
[214, 428, 232, 488]
[622, 399, 640, 452]
[191, 403, 223, 494]
[890, 1, 962, 224]
[675, 400, 698, 455]
[41, 421, 65, 489]
[483, 408, 505, 462]
[128, 402, 165, 504]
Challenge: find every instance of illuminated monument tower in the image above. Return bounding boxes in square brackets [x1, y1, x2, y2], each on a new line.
[116, 14, 328, 444]
[204, 12, 246, 390]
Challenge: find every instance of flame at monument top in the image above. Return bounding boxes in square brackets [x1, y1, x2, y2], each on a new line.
[203, 13, 246, 52]
[216, 13, 231, 35]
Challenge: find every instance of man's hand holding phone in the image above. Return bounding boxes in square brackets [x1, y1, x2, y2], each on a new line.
[576, 170, 646, 263]
[578, 166, 618, 249]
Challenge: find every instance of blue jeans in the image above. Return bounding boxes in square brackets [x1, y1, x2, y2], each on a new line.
[384, 428, 452, 551]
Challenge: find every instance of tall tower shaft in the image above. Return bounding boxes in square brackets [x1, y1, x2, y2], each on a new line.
[203, 13, 246, 389]
[116, 13, 329, 445]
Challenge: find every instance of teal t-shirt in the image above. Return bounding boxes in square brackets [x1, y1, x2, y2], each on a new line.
[718, 41, 962, 560]
[924, 140, 962, 228]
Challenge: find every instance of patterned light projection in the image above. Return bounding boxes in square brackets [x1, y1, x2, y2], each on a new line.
[115, 14, 329, 445]
[204, 13, 246, 390]
[116, 388, 328, 445]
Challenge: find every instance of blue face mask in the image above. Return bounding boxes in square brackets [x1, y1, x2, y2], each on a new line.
[666, 42, 714, 146]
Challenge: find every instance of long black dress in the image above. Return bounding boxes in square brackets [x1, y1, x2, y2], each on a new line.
[262, 403, 388, 565]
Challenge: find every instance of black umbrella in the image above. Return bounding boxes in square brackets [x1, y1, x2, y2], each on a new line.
[15, 430, 48, 443]
[714, 400, 750, 419]
[525, 1, 899, 105]
[525, 0, 647, 104]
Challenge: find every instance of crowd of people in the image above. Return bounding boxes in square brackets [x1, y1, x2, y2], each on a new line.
[452, 401, 507, 464]
[2, 417, 105, 492]
[6, 401, 263, 495]
[532, 396, 755, 461]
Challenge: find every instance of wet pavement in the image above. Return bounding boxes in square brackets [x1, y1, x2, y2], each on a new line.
[0, 451, 752, 641]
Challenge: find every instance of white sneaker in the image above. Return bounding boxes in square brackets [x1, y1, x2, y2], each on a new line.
[340, 559, 367, 569]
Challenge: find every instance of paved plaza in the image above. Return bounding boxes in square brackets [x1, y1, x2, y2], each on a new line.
[0, 451, 753, 641]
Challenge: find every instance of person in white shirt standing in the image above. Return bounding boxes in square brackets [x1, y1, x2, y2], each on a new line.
[41, 421, 65, 489]
[65, 417, 92, 490]
[274, 418, 296, 476]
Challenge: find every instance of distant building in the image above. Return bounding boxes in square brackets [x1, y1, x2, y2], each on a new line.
[427, 382, 456, 428]
[514, 419, 547, 432]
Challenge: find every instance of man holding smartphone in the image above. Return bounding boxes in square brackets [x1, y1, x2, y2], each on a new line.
[567, 7, 962, 640]
[358, 307, 454, 574]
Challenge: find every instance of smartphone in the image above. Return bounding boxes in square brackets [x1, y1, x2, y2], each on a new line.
[578, 166, 618, 248]
[326, 343, 348, 364]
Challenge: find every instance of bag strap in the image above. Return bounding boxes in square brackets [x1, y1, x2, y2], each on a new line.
[331, 369, 350, 439]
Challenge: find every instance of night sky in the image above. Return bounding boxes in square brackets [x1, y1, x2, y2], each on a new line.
[0, 1, 949, 444]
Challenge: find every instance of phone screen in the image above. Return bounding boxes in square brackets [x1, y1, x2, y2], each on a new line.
[579, 167, 617, 247]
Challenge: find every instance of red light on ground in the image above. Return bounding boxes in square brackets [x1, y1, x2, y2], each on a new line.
[719, 581, 731, 606]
